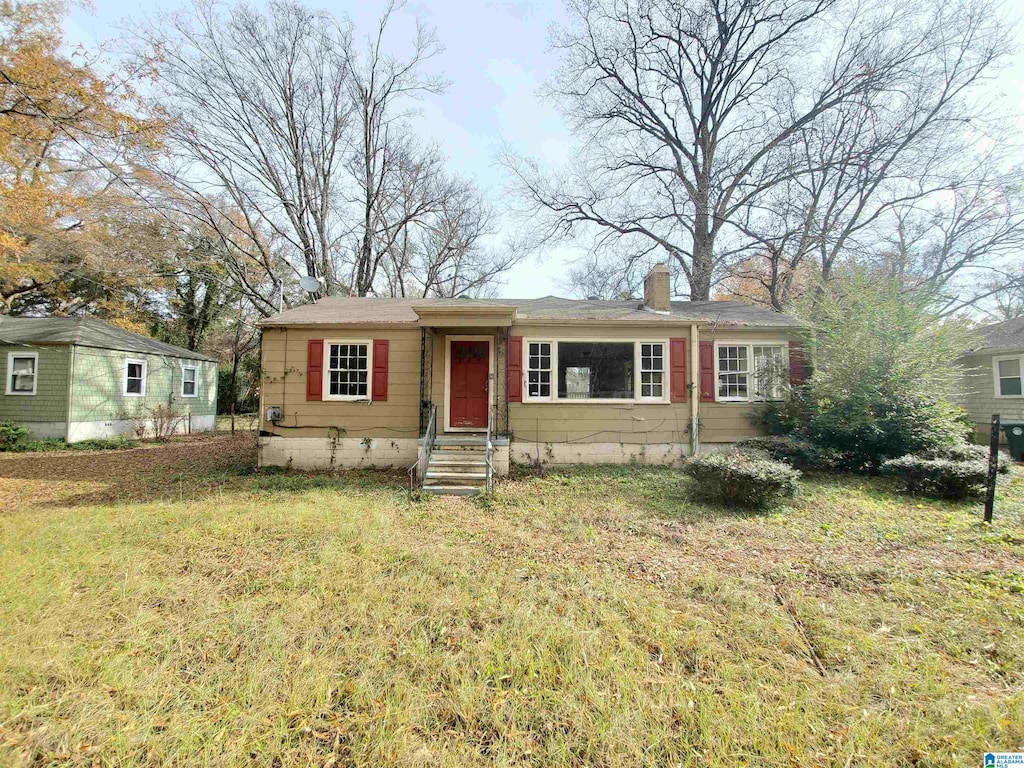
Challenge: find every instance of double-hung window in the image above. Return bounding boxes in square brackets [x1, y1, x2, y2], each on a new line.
[181, 365, 198, 397]
[124, 359, 147, 396]
[527, 341, 552, 398]
[325, 341, 370, 400]
[995, 356, 1024, 397]
[6, 352, 37, 395]
[640, 343, 665, 399]
[716, 343, 786, 402]
[522, 340, 668, 402]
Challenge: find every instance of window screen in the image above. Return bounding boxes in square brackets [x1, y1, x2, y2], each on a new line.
[557, 342, 633, 399]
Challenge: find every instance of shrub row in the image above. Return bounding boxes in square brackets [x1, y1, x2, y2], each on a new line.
[0, 421, 139, 453]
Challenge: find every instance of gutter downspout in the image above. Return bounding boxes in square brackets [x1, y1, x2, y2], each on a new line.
[689, 323, 699, 456]
[65, 345, 76, 443]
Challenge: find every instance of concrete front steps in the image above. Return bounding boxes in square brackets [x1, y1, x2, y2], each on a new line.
[422, 436, 490, 496]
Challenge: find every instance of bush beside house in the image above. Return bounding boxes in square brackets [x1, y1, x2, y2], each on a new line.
[683, 449, 800, 509]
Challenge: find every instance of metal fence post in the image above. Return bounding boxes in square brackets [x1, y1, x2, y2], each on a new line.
[984, 413, 1000, 524]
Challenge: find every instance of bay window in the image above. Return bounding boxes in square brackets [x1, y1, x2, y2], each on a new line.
[716, 343, 786, 402]
[522, 340, 667, 402]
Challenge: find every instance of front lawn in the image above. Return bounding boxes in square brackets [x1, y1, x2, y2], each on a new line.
[0, 435, 1022, 766]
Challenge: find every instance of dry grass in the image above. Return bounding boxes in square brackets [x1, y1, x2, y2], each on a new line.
[0, 436, 1022, 766]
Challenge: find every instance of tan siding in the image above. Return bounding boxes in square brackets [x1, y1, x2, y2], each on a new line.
[259, 326, 421, 439]
[507, 323, 799, 444]
[262, 320, 799, 445]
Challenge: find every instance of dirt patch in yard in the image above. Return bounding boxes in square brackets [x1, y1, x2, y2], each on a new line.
[0, 432, 257, 510]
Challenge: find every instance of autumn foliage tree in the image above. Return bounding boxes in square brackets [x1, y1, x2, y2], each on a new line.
[0, 0, 160, 319]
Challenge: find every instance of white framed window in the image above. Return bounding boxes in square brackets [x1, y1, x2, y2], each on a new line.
[752, 345, 786, 400]
[639, 343, 665, 399]
[124, 358, 147, 397]
[715, 342, 787, 403]
[6, 352, 38, 395]
[181, 365, 199, 397]
[521, 339, 669, 403]
[324, 340, 371, 400]
[526, 341, 552, 399]
[994, 355, 1024, 397]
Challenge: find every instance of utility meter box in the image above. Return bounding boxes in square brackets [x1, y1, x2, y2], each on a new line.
[266, 406, 282, 422]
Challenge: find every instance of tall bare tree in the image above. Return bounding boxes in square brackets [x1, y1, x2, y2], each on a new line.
[134, 0, 353, 312]
[506, 0, 1015, 302]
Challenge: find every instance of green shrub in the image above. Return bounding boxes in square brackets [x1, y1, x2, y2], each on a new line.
[682, 449, 800, 509]
[735, 436, 836, 470]
[0, 421, 29, 451]
[880, 455, 993, 499]
[0, 435, 140, 453]
[70, 436, 140, 451]
[756, 276, 975, 472]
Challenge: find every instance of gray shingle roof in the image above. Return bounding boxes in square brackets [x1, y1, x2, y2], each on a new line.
[258, 295, 802, 328]
[0, 316, 218, 362]
[969, 317, 1024, 353]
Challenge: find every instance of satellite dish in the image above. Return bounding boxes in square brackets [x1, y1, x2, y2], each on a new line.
[299, 275, 321, 293]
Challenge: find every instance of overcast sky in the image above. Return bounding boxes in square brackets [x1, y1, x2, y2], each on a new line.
[64, 0, 1024, 300]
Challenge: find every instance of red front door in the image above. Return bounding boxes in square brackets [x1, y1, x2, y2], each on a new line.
[449, 340, 490, 428]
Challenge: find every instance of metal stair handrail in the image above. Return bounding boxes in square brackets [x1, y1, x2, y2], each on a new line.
[408, 403, 437, 494]
[485, 405, 494, 496]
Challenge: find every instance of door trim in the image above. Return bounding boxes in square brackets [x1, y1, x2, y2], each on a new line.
[444, 334, 495, 432]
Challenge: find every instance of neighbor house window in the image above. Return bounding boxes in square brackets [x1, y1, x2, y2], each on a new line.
[640, 343, 665, 399]
[995, 356, 1024, 397]
[6, 352, 37, 395]
[716, 343, 787, 402]
[124, 359, 147, 396]
[325, 341, 369, 399]
[181, 365, 198, 397]
[526, 341, 551, 399]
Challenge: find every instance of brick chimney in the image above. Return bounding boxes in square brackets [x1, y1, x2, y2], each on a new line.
[643, 263, 671, 313]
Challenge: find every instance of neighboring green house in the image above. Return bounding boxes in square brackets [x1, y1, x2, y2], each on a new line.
[0, 316, 218, 442]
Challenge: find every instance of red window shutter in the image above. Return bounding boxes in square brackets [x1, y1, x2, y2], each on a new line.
[507, 336, 523, 403]
[789, 341, 808, 387]
[669, 338, 687, 402]
[699, 341, 715, 402]
[372, 339, 389, 400]
[306, 339, 324, 401]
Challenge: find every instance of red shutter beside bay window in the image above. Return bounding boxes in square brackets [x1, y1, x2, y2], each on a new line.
[699, 341, 715, 402]
[669, 338, 687, 402]
[789, 340, 808, 387]
[372, 339, 389, 400]
[507, 336, 523, 403]
[306, 339, 324, 401]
